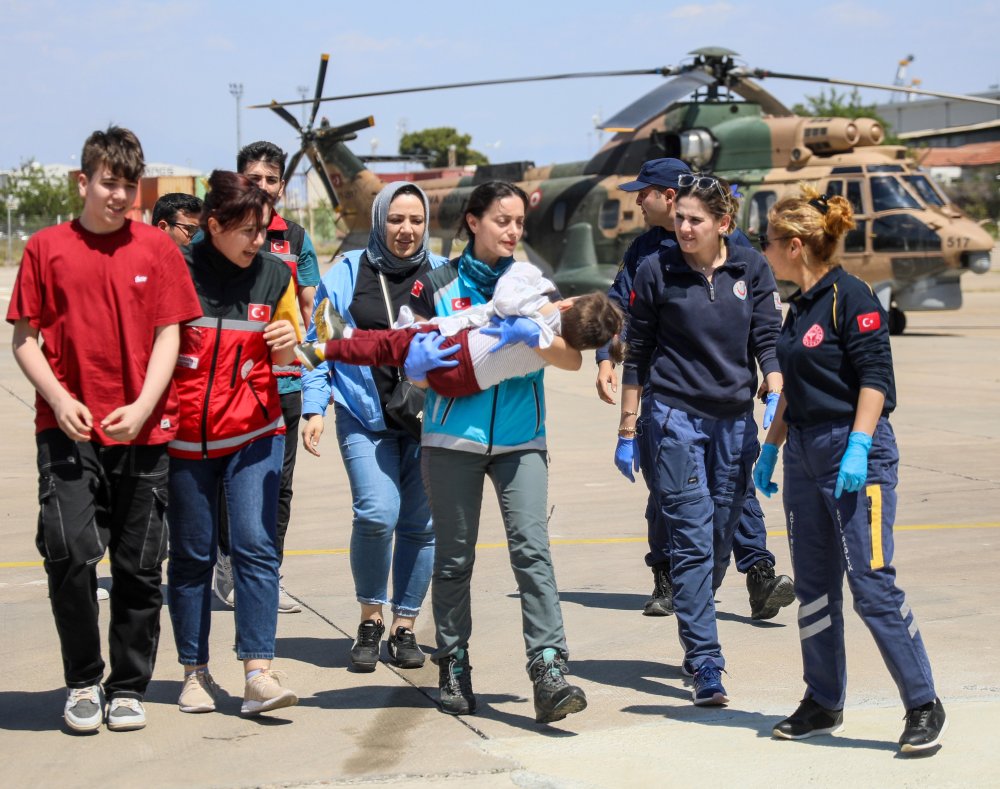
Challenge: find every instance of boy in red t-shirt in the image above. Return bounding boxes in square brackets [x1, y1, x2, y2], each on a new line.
[7, 126, 202, 733]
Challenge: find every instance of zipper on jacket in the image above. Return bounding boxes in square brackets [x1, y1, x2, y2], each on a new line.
[440, 398, 455, 425]
[200, 318, 224, 459]
[230, 344, 243, 388]
[485, 388, 499, 455]
[246, 379, 270, 420]
[531, 380, 541, 434]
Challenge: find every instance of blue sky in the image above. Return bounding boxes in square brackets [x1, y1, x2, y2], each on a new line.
[2, 0, 997, 175]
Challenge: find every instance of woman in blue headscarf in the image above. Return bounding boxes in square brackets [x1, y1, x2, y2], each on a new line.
[301, 182, 451, 672]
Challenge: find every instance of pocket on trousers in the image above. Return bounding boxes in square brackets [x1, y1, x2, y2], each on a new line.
[656, 437, 700, 498]
[36, 474, 69, 561]
[140, 486, 170, 570]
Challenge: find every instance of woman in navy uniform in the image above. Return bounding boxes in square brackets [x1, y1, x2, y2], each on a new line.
[617, 175, 784, 706]
[753, 186, 945, 753]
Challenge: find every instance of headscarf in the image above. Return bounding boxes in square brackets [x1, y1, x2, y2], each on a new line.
[365, 181, 430, 274]
[457, 243, 514, 298]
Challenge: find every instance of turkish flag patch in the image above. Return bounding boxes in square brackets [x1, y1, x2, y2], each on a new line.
[249, 303, 272, 322]
[857, 311, 881, 332]
[451, 297, 471, 311]
[411, 280, 424, 297]
[270, 240, 290, 255]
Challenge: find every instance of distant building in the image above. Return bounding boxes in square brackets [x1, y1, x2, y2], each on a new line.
[876, 90, 1000, 147]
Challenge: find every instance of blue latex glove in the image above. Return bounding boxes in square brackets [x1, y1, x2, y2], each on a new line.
[835, 431, 873, 498]
[753, 443, 779, 497]
[614, 436, 639, 482]
[403, 332, 460, 381]
[481, 316, 542, 353]
[762, 392, 780, 430]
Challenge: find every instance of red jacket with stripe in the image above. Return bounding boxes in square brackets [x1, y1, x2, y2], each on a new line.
[169, 239, 299, 460]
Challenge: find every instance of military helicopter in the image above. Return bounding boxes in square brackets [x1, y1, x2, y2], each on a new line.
[252, 47, 998, 334]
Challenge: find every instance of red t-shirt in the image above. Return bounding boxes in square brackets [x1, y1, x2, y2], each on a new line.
[6, 219, 202, 445]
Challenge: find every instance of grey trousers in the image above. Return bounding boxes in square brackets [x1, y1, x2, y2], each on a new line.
[422, 447, 567, 673]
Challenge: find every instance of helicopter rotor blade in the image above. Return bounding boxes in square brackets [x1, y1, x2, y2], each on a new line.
[247, 68, 673, 109]
[727, 76, 793, 117]
[268, 102, 302, 132]
[308, 54, 330, 128]
[324, 116, 375, 139]
[598, 71, 716, 132]
[752, 69, 1000, 107]
[305, 146, 341, 213]
[283, 148, 306, 184]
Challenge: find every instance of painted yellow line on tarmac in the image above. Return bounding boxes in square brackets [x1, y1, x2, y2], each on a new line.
[1, 521, 997, 569]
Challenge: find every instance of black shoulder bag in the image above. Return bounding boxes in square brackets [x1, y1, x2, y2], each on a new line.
[376, 270, 425, 440]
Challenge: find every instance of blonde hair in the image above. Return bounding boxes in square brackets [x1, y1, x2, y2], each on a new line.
[767, 184, 856, 266]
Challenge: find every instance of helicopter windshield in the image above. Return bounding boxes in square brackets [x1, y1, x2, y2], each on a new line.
[903, 174, 947, 207]
[870, 176, 921, 212]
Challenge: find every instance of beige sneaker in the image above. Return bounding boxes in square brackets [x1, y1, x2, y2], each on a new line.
[278, 584, 302, 614]
[178, 669, 220, 713]
[241, 669, 298, 716]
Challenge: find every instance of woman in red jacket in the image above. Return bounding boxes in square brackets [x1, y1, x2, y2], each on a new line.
[167, 170, 301, 717]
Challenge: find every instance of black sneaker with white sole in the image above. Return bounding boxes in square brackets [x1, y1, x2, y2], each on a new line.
[773, 697, 844, 740]
[387, 626, 425, 668]
[899, 697, 947, 753]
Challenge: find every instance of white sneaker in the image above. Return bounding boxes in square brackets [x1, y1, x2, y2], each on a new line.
[213, 554, 235, 607]
[106, 696, 146, 731]
[96, 587, 110, 601]
[178, 669, 220, 713]
[64, 685, 104, 732]
[241, 670, 298, 716]
[278, 584, 302, 614]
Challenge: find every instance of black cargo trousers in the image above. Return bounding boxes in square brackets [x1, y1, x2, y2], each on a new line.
[36, 429, 169, 699]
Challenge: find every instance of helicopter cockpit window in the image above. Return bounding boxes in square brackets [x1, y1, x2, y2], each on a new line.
[844, 220, 866, 253]
[846, 182, 865, 215]
[552, 201, 567, 232]
[870, 176, 920, 212]
[872, 215, 941, 252]
[747, 191, 777, 236]
[903, 175, 946, 207]
[599, 200, 620, 230]
[866, 165, 904, 173]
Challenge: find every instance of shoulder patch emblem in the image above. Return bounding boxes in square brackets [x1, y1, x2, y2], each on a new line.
[249, 303, 272, 322]
[733, 280, 748, 300]
[411, 280, 424, 298]
[857, 311, 881, 332]
[802, 324, 824, 348]
[451, 296, 471, 311]
[270, 240, 290, 255]
[773, 292, 782, 310]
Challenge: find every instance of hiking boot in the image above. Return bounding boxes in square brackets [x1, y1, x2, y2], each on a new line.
[106, 696, 146, 732]
[643, 564, 674, 616]
[899, 697, 947, 753]
[178, 669, 220, 713]
[438, 649, 476, 715]
[387, 626, 425, 668]
[530, 648, 588, 724]
[313, 298, 347, 343]
[213, 553, 235, 608]
[64, 685, 104, 733]
[293, 341, 327, 371]
[773, 697, 844, 739]
[241, 670, 298, 716]
[746, 560, 795, 620]
[278, 584, 302, 614]
[691, 659, 729, 706]
[350, 619, 385, 672]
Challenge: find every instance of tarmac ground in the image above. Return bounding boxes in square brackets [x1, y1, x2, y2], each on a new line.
[1, 264, 998, 788]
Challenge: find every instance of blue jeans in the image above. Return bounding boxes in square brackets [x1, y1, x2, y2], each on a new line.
[167, 435, 283, 664]
[334, 405, 434, 617]
[649, 400, 755, 670]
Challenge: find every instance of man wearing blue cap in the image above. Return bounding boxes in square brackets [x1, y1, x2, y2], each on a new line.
[595, 157, 794, 622]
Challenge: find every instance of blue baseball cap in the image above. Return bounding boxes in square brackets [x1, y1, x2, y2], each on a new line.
[618, 158, 691, 192]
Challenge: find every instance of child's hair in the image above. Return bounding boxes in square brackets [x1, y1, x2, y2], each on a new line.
[202, 170, 272, 234]
[236, 140, 287, 174]
[768, 184, 856, 266]
[80, 126, 145, 181]
[560, 293, 626, 362]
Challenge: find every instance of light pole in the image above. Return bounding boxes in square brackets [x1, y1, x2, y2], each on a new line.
[297, 84, 309, 127]
[229, 82, 244, 151]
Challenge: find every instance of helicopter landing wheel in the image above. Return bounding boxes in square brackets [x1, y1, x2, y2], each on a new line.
[888, 307, 907, 336]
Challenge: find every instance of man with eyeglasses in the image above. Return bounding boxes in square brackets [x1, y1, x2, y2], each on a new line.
[152, 193, 203, 247]
[595, 157, 795, 623]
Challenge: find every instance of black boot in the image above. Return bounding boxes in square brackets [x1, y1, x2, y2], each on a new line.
[643, 564, 674, 616]
[530, 648, 587, 724]
[438, 649, 476, 715]
[746, 560, 795, 620]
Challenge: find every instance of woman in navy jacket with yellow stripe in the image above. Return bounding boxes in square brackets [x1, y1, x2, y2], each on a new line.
[753, 186, 945, 754]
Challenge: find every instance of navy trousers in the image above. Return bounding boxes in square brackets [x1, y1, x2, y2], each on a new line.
[783, 418, 936, 710]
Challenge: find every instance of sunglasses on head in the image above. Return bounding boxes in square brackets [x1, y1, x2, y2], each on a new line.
[677, 173, 729, 200]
